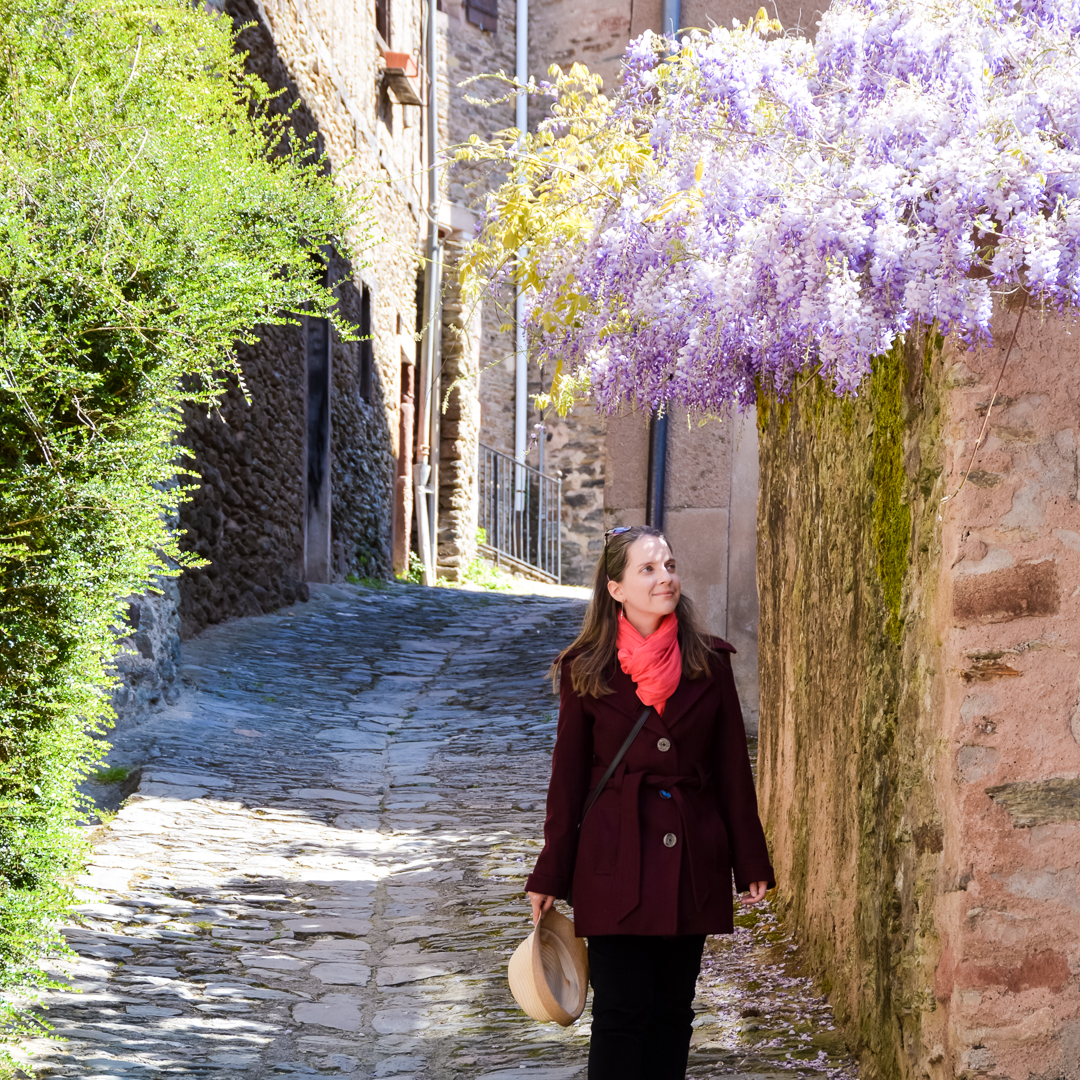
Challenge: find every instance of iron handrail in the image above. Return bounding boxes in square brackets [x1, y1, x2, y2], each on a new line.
[477, 443, 561, 583]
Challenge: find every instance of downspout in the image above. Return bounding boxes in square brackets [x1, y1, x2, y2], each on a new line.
[646, 410, 668, 530]
[415, 0, 442, 586]
[661, 0, 679, 36]
[647, 0, 679, 532]
[513, 0, 528, 509]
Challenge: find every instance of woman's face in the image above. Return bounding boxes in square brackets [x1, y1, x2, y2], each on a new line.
[607, 534, 681, 627]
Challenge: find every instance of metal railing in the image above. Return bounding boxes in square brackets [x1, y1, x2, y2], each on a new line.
[478, 443, 561, 583]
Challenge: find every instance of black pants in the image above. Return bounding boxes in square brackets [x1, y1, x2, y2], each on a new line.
[586, 934, 706, 1080]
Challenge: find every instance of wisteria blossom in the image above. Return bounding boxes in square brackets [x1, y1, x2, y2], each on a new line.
[458, 0, 1080, 414]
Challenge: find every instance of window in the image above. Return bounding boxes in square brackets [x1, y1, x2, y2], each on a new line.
[359, 284, 374, 403]
[465, 0, 497, 32]
[375, 0, 390, 45]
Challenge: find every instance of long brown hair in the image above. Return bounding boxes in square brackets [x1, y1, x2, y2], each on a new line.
[550, 525, 714, 698]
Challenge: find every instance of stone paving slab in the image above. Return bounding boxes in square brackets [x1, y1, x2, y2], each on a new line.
[13, 581, 857, 1080]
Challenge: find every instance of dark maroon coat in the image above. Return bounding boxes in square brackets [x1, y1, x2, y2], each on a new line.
[525, 640, 774, 937]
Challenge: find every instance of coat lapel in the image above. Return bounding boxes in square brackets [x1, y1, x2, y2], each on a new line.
[605, 665, 671, 736]
[656, 669, 713, 729]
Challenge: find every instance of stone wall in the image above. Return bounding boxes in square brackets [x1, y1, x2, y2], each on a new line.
[757, 338, 944, 1080]
[541, 404, 608, 584]
[177, 323, 310, 636]
[757, 310, 1080, 1080]
[175, 0, 423, 635]
[437, 245, 483, 579]
[111, 580, 183, 727]
[329, 251, 398, 580]
[441, 0, 515, 578]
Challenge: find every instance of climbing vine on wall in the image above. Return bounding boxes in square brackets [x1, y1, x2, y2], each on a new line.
[0, 0, 364, 1054]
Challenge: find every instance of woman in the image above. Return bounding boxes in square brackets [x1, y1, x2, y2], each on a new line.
[525, 524, 774, 1080]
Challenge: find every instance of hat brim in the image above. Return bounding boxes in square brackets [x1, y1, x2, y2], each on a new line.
[508, 907, 588, 1026]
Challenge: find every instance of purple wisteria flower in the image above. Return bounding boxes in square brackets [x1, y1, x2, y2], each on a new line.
[467, 0, 1080, 415]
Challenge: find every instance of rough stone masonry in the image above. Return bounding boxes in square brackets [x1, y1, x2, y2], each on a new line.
[758, 304, 1080, 1080]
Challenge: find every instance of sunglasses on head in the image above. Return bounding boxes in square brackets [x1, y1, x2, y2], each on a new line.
[604, 526, 633, 579]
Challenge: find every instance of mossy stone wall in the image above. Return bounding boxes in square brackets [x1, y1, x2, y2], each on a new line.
[759, 306, 1080, 1080]
[757, 333, 947, 1080]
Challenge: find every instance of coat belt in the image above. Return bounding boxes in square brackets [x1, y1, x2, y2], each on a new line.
[601, 765, 708, 922]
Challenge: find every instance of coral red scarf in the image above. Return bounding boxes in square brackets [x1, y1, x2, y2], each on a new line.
[616, 611, 682, 715]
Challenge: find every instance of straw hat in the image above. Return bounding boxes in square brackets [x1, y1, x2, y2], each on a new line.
[507, 906, 589, 1026]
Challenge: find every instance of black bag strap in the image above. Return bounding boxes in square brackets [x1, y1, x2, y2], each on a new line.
[578, 705, 653, 830]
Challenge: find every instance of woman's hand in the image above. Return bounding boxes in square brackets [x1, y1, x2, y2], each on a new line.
[527, 891, 556, 925]
[740, 881, 768, 906]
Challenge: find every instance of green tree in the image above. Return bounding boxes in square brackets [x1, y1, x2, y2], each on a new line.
[0, 0, 364, 1052]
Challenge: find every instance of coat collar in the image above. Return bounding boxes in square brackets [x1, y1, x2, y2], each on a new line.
[604, 663, 713, 733]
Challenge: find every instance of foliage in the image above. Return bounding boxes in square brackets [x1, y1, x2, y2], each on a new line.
[463, 530, 512, 590]
[459, 0, 1080, 415]
[399, 552, 426, 585]
[347, 573, 390, 589]
[462, 555, 513, 592]
[0, 0, 361, 1049]
[89, 765, 131, 785]
[457, 63, 639, 413]
[358, 577, 391, 590]
[395, 530, 514, 591]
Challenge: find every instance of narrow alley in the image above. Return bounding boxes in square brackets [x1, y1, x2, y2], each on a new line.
[17, 584, 857, 1080]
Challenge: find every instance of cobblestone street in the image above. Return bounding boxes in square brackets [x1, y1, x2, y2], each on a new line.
[17, 583, 857, 1080]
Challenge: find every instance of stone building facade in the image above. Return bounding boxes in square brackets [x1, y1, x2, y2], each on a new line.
[174, 0, 427, 638]
[442, 0, 611, 585]
[427, 0, 510, 580]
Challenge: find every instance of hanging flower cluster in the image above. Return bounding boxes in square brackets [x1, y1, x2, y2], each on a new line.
[458, 0, 1080, 414]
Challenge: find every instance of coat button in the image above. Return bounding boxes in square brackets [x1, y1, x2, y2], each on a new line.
[663, 832, 677, 847]
[657, 738, 671, 752]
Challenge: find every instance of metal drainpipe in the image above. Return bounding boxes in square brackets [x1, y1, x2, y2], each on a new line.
[513, 0, 528, 511]
[646, 0, 679, 532]
[415, 0, 442, 586]
[646, 411, 668, 531]
[661, 0, 679, 36]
